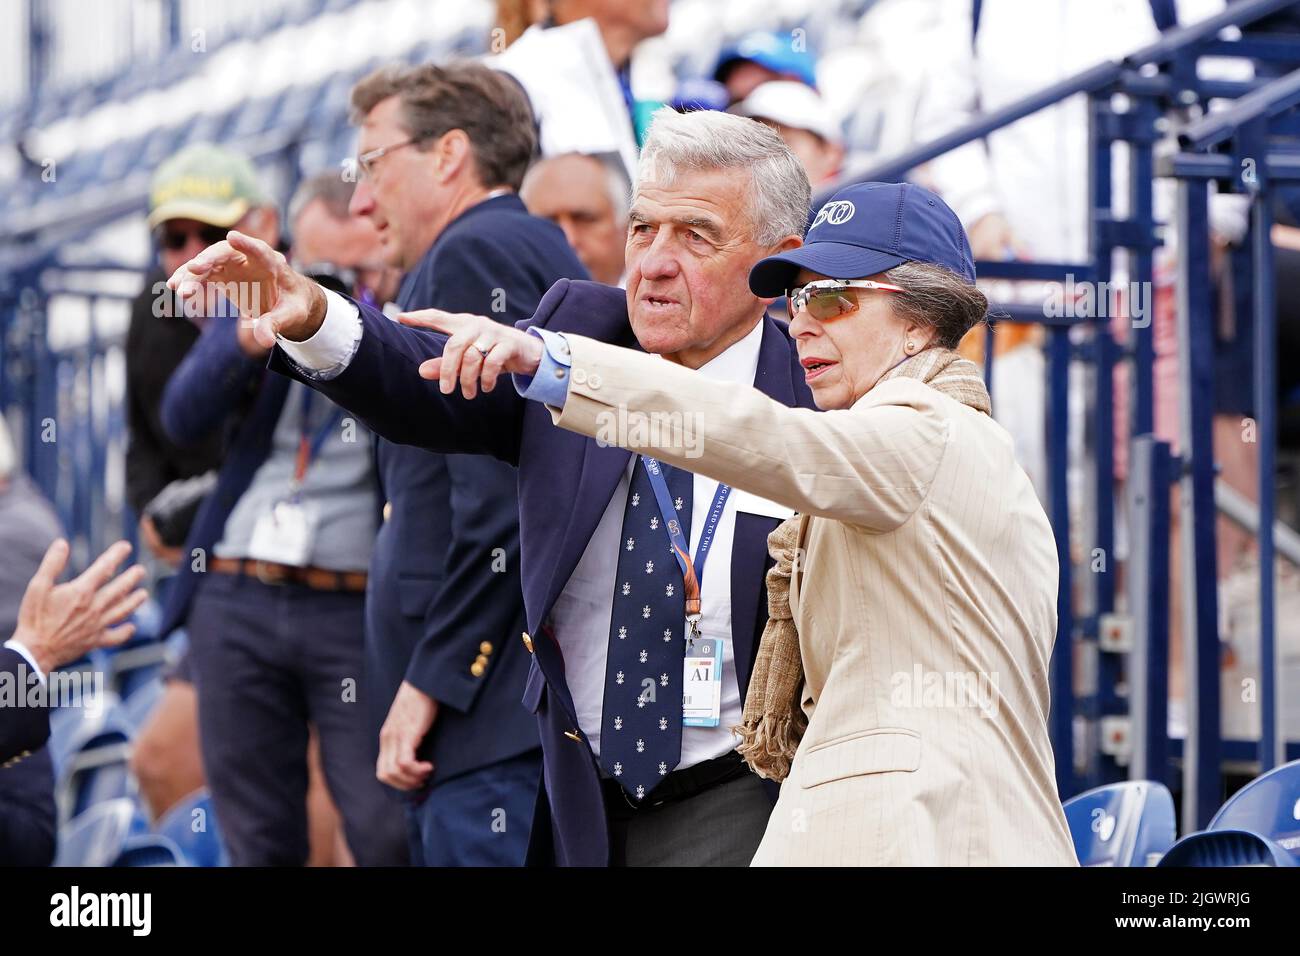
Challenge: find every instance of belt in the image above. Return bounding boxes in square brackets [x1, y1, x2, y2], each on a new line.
[602, 750, 750, 813]
[208, 557, 368, 593]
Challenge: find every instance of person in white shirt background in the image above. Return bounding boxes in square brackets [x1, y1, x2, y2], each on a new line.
[490, 0, 671, 185]
[731, 80, 845, 191]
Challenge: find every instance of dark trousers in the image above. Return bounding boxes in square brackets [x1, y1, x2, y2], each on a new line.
[188, 572, 407, 866]
[405, 749, 542, 866]
[604, 770, 772, 866]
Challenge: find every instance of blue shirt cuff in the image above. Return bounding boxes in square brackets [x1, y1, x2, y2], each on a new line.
[513, 327, 572, 407]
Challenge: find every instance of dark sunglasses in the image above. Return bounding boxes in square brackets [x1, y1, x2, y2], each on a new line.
[155, 223, 229, 251]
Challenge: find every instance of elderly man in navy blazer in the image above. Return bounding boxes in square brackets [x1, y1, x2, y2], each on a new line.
[170, 107, 814, 866]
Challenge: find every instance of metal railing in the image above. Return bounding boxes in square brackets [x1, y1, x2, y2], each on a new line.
[832, 0, 1300, 830]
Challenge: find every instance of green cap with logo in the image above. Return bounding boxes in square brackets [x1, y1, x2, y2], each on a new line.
[147, 143, 268, 229]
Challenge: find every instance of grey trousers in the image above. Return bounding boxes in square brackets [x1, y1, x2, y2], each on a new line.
[605, 771, 772, 866]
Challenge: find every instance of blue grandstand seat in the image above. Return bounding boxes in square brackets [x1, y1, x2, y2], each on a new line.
[1062, 780, 1176, 866]
[48, 691, 116, 775]
[156, 789, 230, 867]
[128, 597, 163, 642]
[1157, 829, 1297, 867]
[106, 619, 171, 700]
[116, 659, 165, 702]
[1208, 759, 1300, 861]
[54, 797, 148, 867]
[114, 834, 185, 867]
[57, 708, 137, 823]
[65, 755, 134, 822]
[227, 93, 282, 139]
[185, 112, 235, 149]
[95, 136, 144, 186]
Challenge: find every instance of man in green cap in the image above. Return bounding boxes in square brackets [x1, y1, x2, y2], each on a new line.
[146, 142, 274, 243]
[128, 143, 280, 563]
[124, 143, 280, 826]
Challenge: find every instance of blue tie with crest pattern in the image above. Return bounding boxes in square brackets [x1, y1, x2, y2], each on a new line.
[599, 460, 693, 800]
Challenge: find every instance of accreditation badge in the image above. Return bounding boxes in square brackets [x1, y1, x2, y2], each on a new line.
[683, 636, 724, 727]
[247, 499, 319, 567]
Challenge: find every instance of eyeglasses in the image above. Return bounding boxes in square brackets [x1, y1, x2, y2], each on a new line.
[787, 278, 905, 321]
[155, 223, 228, 251]
[355, 136, 429, 179]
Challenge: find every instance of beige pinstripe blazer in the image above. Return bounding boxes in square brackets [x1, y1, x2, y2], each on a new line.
[548, 334, 1078, 866]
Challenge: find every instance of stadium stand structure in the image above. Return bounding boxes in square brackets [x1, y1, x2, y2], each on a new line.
[1, 0, 1298, 863]
[849, 0, 1300, 831]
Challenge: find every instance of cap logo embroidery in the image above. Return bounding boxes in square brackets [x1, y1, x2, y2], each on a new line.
[811, 200, 855, 229]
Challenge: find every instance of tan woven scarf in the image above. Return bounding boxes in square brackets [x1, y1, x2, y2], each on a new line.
[734, 347, 991, 780]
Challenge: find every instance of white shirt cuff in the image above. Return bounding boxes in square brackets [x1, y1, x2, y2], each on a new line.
[4, 637, 46, 685]
[276, 287, 363, 379]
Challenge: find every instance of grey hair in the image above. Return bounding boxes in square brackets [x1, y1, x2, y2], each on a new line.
[883, 262, 989, 350]
[634, 108, 810, 245]
[288, 171, 356, 232]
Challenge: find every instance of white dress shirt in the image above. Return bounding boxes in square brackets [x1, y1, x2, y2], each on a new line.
[279, 292, 783, 770]
[542, 319, 764, 766]
[4, 638, 45, 684]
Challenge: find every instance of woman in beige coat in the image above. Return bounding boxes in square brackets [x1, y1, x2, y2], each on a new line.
[412, 181, 1078, 866]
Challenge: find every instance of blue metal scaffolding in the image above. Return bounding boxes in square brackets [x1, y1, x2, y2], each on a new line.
[836, 0, 1300, 829]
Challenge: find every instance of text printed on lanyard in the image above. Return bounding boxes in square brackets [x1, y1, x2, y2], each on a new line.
[639, 456, 731, 644]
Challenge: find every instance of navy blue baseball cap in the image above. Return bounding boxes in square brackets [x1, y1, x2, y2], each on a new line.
[749, 181, 976, 297]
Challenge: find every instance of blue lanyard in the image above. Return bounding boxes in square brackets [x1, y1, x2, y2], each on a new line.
[640, 456, 731, 636]
[292, 389, 343, 495]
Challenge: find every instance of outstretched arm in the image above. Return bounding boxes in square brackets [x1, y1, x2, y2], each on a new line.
[399, 309, 949, 532]
[549, 335, 948, 531]
[167, 230, 525, 463]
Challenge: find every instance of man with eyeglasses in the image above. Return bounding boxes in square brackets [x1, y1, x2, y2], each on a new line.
[328, 60, 583, 867]
[127, 144, 281, 566]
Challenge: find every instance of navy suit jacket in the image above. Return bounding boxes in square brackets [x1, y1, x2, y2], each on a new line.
[156, 312, 290, 640]
[0, 651, 53, 866]
[364, 194, 582, 784]
[0, 647, 49, 764]
[0, 732, 55, 865]
[271, 278, 815, 865]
